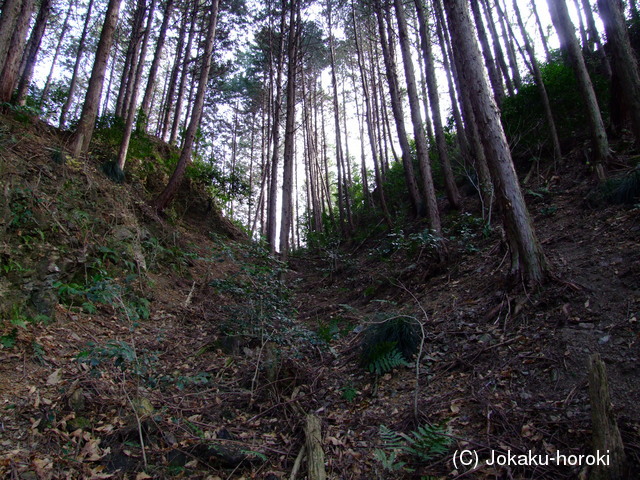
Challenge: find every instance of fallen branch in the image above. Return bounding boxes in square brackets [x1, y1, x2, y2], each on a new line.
[305, 414, 326, 480]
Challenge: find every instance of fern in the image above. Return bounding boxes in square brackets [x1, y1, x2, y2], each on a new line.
[402, 424, 452, 462]
[375, 423, 452, 471]
[367, 348, 410, 374]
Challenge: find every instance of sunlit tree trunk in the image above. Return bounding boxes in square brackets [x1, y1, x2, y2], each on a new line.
[153, 0, 219, 212]
[71, 0, 122, 158]
[444, 0, 547, 284]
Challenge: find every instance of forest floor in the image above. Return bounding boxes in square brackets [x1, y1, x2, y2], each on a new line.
[0, 112, 639, 480]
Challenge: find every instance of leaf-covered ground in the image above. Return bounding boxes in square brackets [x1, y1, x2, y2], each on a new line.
[1, 112, 639, 479]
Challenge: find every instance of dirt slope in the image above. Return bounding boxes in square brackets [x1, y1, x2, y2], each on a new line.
[1, 112, 639, 480]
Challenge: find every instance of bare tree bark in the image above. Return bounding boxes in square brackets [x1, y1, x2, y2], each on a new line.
[531, 0, 552, 62]
[470, 0, 504, 106]
[0, 0, 23, 73]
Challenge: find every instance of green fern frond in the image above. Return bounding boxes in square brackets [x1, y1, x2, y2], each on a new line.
[405, 424, 452, 462]
[368, 348, 410, 374]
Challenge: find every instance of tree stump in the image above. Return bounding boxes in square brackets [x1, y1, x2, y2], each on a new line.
[588, 353, 628, 480]
[305, 414, 326, 480]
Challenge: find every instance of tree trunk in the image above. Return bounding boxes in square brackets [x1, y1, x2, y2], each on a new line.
[481, 0, 514, 96]
[328, 0, 351, 238]
[266, 0, 288, 252]
[394, 0, 443, 233]
[15, 0, 51, 105]
[597, 0, 640, 144]
[153, 0, 220, 212]
[588, 354, 629, 480]
[469, 0, 504, 106]
[279, 0, 299, 258]
[71, 0, 122, 158]
[0, 0, 23, 74]
[444, 0, 548, 284]
[139, 0, 174, 131]
[170, 3, 197, 145]
[0, 0, 34, 103]
[494, 0, 522, 90]
[546, 0, 610, 179]
[352, 1, 391, 224]
[160, 3, 188, 141]
[531, 0, 552, 62]
[512, 0, 562, 161]
[40, 0, 74, 104]
[59, 0, 95, 128]
[116, 0, 157, 172]
[375, 0, 423, 217]
[415, 0, 461, 212]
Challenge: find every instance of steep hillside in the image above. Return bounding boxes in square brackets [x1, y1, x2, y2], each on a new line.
[1, 111, 639, 479]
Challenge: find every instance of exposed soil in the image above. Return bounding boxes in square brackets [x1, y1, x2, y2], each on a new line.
[1, 113, 639, 479]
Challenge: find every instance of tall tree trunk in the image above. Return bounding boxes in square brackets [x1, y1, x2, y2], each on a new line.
[153, 0, 219, 212]
[444, 0, 547, 284]
[0, 0, 23, 73]
[160, 4, 188, 140]
[375, 0, 423, 217]
[279, 0, 300, 258]
[547, 0, 610, 180]
[494, 0, 522, 90]
[40, 0, 74, 104]
[435, 0, 493, 217]
[415, 0, 461, 211]
[15, 0, 51, 105]
[0, 0, 34, 103]
[266, 0, 288, 252]
[59, 0, 95, 128]
[328, 0, 351, 238]
[469, 0, 504, 106]
[598, 0, 640, 144]
[481, 0, 514, 96]
[139, 0, 174, 131]
[531, 0, 552, 62]
[394, 0, 443, 234]
[352, 3, 391, 224]
[582, 0, 611, 78]
[573, 0, 591, 50]
[116, 0, 157, 172]
[170, 4, 197, 145]
[71, 0, 122, 158]
[512, 0, 562, 161]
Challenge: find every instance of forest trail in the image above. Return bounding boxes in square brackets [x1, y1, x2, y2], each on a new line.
[0, 113, 639, 479]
